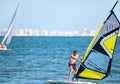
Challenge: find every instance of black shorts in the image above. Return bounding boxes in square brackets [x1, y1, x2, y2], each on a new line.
[68, 63, 76, 67]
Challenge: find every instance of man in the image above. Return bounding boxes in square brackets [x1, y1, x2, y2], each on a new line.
[68, 50, 82, 81]
[0, 44, 7, 50]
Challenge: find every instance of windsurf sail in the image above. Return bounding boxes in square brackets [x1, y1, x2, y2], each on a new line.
[1, 4, 19, 45]
[75, 1, 120, 80]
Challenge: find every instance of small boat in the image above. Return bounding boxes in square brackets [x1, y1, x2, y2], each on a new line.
[0, 4, 19, 50]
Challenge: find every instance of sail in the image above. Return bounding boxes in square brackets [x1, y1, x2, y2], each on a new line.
[5, 27, 14, 44]
[1, 4, 19, 45]
[76, 1, 120, 80]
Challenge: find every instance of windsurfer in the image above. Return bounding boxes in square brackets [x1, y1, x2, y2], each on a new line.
[68, 50, 82, 81]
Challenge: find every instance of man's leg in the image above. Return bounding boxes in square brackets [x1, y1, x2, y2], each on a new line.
[73, 65, 78, 71]
[68, 66, 73, 81]
[73, 66, 78, 81]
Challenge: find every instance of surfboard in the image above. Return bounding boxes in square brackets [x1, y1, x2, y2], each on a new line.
[48, 80, 96, 84]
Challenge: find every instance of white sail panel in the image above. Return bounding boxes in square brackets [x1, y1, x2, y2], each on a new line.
[1, 4, 19, 45]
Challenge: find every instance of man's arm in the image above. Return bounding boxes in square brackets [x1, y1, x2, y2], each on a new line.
[71, 55, 77, 60]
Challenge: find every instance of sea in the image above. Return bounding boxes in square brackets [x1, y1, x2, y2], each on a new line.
[0, 36, 120, 84]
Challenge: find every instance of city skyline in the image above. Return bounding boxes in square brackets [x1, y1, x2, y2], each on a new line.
[0, 28, 96, 36]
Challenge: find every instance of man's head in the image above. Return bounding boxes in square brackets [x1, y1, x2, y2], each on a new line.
[73, 50, 78, 56]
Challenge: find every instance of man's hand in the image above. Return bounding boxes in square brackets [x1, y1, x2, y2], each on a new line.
[79, 56, 83, 60]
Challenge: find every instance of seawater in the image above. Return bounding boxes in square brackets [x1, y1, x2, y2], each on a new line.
[0, 36, 120, 84]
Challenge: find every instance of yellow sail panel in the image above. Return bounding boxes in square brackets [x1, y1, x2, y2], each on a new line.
[78, 69, 106, 80]
[82, 24, 104, 63]
[103, 34, 118, 55]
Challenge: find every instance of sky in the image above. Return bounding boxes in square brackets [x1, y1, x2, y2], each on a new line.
[0, 0, 120, 32]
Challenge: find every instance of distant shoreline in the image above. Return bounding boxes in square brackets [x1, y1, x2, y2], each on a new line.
[1, 35, 120, 37]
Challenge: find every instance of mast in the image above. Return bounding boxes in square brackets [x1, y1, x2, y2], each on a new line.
[1, 3, 19, 44]
[110, 0, 118, 12]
